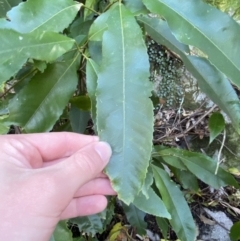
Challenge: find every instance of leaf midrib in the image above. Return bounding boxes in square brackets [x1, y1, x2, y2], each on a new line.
[188, 57, 238, 119]
[119, 3, 126, 162]
[30, 4, 81, 33]
[23, 53, 79, 130]
[154, 169, 191, 240]
[158, 0, 239, 72]
[159, 151, 219, 181]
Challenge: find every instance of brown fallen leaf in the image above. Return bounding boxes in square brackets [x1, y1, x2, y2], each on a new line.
[200, 213, 216, 225]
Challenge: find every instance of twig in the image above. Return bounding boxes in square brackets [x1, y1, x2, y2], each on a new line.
[179, 124, 191, 151]
[103, 0, 118, 12]
[156, 104, 217, 141]
[175, 98, 208, 126]
[215, 138, 238, 158]
[0, 68, 37, 99]
[202, 208, 230, 232]
[172, 96, 184, 126]
[82, 5, 100, 16]
[215, 129, 226, 175]
[176, 104, 217, 138]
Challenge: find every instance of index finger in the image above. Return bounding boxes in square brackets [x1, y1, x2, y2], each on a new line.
[3, 132, 99, 161]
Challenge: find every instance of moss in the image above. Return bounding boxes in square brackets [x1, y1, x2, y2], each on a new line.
[147, 38, 184, 109]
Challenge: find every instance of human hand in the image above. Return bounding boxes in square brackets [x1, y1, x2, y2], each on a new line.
[0, 132, 114, 241]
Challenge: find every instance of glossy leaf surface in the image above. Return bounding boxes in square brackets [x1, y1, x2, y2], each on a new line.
[157, 148, 239, 189]
[208, 112, 225, 144]
[152, 165, 196, 241]
[0, 0, 82, 33]
[142, 0, 240, 88]
[138, 15, 240, 134]
[97, 3, 153, 204]
[0, 0, 21, 17]
[133, 187, 171, 219]
[0, 29, 74, 85]
[8, 56, 79, 132]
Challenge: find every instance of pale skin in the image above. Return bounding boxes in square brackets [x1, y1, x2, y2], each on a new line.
[0, 132, 115, 241]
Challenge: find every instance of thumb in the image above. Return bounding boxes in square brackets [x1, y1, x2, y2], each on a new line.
[41, 141, 112, 199]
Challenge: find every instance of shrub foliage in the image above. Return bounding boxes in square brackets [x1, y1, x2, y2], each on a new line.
[0, 0, 239, 240]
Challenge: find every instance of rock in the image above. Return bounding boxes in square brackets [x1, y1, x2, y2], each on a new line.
[198, 208, 233, 241]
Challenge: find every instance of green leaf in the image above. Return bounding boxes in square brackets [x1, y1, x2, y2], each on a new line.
[152, 165, 196, 241]
[70, 96, 91, 111]
[141, 168, 154, 199]
[142, 0, 240, 88]
[108, 223, 124, 241]
[0, 0, 82, 33]
[156, 217, 169, 240]
[158, 148, 239, 189]
[122, 203, 147, 235]
[97, 3, 153, 205]
[0, 29, 75, 85]
[84, 0, 96, 20]
[138, 16, 240, 134]
[88, 5, 116, 65]
[71, 199, 114, 237]
[173, 169, 199, 192]
[153, 146, 187, 170]
[0, 99, 9, 116]
[0, 0, 21, 18]
[7, 56, 79, 132]
[33, 60, 47, 73]
[186, 56, 240, 135]
[88, 5, 114, 42]
[71, 215, 104, 236]
[133, 187, 171, 219]
[86, 58, 99, 129]
[69, 107, 90, 134]
[13, 65, 37, 93]
[50, 221, 73, 241]
[137, 15, 190, 55]
[209, 112, 225, 144]
[123, 0, 148, 15]
[230, 221, 240, 241]
[154, 145, 227, 192]
[69, 18, 93, 39]
[88, 41, 102, 66]
[0, 118, 9, 134]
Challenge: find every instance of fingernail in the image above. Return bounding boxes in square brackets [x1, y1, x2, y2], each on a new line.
[94, 142, 112, 162]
